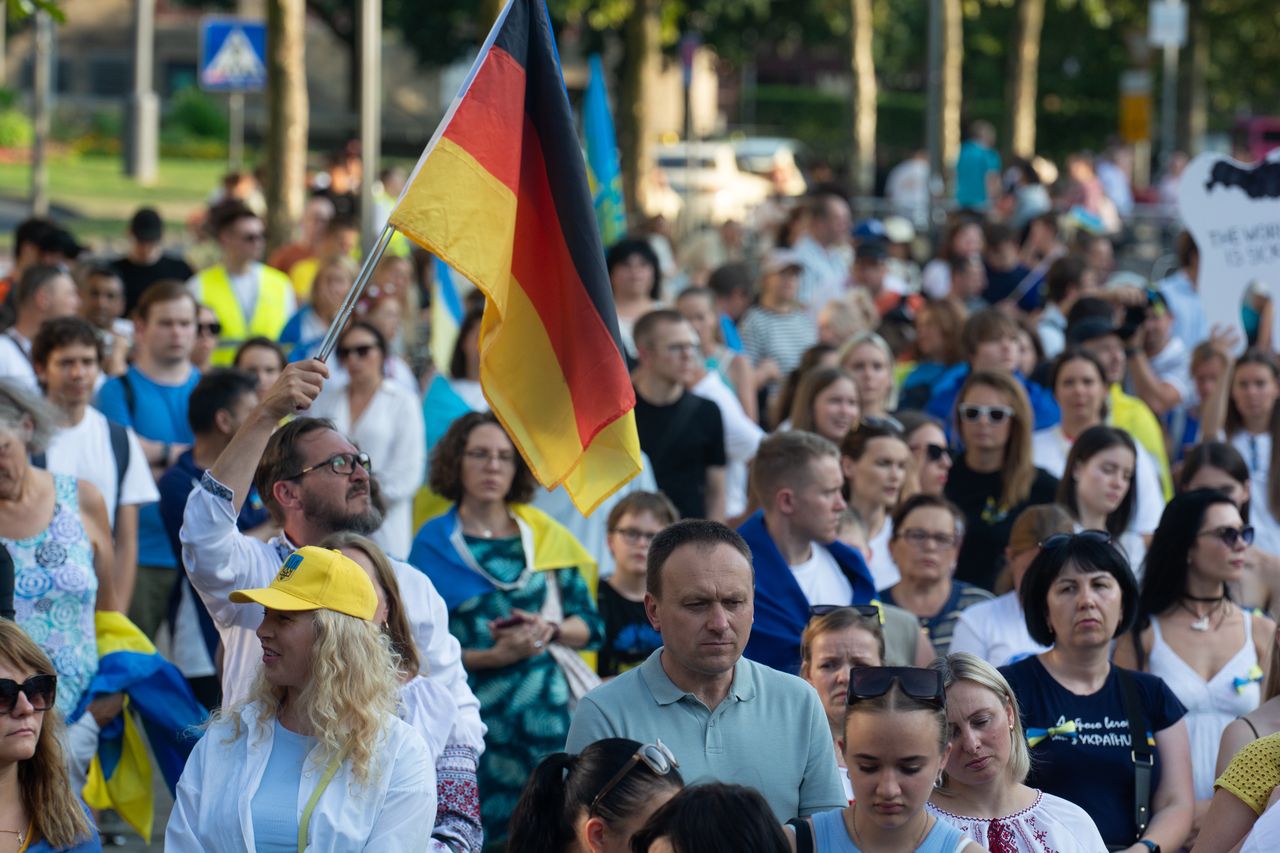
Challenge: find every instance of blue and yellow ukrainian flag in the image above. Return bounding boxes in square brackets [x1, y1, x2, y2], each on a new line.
[430, 256, 467, 374]
[584, 54, 627, 246]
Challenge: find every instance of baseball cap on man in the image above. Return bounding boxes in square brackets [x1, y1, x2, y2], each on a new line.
[230, 546, 377, 620]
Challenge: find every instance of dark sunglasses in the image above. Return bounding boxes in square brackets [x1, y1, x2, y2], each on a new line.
[810, 603, 885, 625]
[847, 666, 945, 708]
[197, 322, 223, 337]
[337, 344, 378, 360]
[288, 451, 372, 480]
[1038, 529, 1111, 550]
[958, 404, 1014, 424]
[1198, 525, 1255, 548]
[589, 740, 679, 814]
[0, 675, 57, 714]
[921, 443, 951, 462]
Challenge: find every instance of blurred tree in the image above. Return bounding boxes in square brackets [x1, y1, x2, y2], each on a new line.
[265, 0, 308, 251]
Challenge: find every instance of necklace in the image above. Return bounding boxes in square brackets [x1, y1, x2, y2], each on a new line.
[846, 806, 930, 851]
[1180, 598, 1228, 632]
[0, 822, 27, 847]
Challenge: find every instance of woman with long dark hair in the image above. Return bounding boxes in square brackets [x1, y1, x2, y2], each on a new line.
[1056, 425, 1146, 575]
[507, 738, 684, 853]
[1115, 489, 1274, 825]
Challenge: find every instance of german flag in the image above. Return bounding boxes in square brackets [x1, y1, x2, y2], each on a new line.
[389, 0, 641, 514]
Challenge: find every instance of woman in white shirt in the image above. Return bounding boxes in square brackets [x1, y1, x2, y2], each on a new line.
[840, 421, 910, 590]
[166, 545, 436, 852]
[927, 652, 1107, 852]
[1220, 350, 1280, 555]
[1056, 425, 1148, 577]
[311, 321, 426, 560]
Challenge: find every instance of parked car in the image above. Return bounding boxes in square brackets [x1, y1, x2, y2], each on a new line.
[730, 136, 809, 196]
[653, 141, 774, 226]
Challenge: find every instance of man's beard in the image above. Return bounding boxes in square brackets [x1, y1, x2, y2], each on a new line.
[300, 483, 384, 536]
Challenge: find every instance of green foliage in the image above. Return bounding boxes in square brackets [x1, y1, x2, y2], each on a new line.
[0, 108, 32, 148]
[166, 86, 230, 141]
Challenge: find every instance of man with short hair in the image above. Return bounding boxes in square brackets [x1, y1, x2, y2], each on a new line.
[1036, 255, 1099, 359]
[925, 309, 1060, 431]
[738, 432, 875, 672]
[793, 190, 853, 311]
[179, 359, 484, 851]
[79, 264, 132, 378]
[96, 281, 202, 637]
[706, 262, 751, 352]
[187, 201, 295, 365]
[0, 265, 82, 388]
[632, 310, 726, 522]
[109, 207, 194, 314]
[0, 217, 64, 318]
[32, 316, 156, 609]
[157, 368, 271, 709]
[955, 120, 1001, 211]
[1125, 290, 1190, 418]
[565, 519, 846, 822]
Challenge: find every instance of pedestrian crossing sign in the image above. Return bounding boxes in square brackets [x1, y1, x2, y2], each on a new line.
[199, 17, 267, 92]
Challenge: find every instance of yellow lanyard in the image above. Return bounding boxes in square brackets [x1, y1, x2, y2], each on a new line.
[14, 820, 33, 853]
[297, 750, 347, 853]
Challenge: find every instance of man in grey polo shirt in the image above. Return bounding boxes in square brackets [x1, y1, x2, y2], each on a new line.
[565, 519, 845, 822]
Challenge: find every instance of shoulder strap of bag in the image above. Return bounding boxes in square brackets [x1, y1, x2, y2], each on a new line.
[786, 818, 814, 853]
[298, 749, 347, 853]
[107, 419, 130, 528]
[1115, 667, 1154, 841]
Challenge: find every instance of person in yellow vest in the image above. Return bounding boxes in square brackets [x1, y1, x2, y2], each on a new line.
[187, 201, 296, 366]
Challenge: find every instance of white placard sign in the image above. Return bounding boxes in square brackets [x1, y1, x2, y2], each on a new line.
[1177, 152, 1280, 347]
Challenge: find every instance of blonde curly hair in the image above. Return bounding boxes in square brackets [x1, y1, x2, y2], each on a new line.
[223, 609, 402, 785]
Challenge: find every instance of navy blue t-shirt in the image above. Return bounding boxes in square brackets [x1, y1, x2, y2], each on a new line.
[1000, 655, 1186, 848]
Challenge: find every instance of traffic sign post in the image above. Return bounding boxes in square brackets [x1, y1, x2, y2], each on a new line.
[199, 17, 267, 170]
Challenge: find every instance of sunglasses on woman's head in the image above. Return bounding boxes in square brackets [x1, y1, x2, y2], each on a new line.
[958, 404, 1014, 424]
[589, 740, 679, 814]
[0, 675, 56, 714]
[1198, 525, 1255, 548]
[1038, 529, 1111, 550]
[847, 666, 945, 708]
[809, 602, 885, 625]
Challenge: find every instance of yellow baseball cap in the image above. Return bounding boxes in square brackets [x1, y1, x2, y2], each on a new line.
[230, 546, 377, 621]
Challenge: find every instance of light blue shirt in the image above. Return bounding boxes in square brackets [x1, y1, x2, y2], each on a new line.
[250, 719, 313, 852]
[1157, 269, 1209, 349]
[565, 648, 845, 822]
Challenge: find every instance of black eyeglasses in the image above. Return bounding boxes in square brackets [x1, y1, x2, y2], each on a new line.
[958, 404, 1015, 424]
[338, 344, 378, 360]
[288, 451, 372, 480]
[1039, 529, 1111, 550]
[810, 602, 885, 624]
[847, 666, 945, 708]
[611, 527, 660, 545]
[0, 675, 57, 714]
[1198, 525, 1255, 548]
[589, 740, 679, 814]
[921, 443, 951, 463]
[898, 528, 960, 550]
[197, 322, 223, 337]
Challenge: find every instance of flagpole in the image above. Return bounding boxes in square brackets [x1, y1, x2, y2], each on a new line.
[314, 223, 396, 363]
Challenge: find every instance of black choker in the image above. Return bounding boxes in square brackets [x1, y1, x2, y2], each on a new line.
[1184, 591, 1228, 603]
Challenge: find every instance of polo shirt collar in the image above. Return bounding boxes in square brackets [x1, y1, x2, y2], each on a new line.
[640, 649, 757, 707]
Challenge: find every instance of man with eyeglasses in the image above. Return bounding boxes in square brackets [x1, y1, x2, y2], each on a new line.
[567, 518, 846, 824]
[96, 281, 202, 636]
[631, 309, 726, 522]
[179, 359, 485, 851]
[736, 431, 877, 673]
[186, 200, 295, 366]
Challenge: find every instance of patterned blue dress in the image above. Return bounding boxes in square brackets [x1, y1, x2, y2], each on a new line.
[4, 474, 98, 716]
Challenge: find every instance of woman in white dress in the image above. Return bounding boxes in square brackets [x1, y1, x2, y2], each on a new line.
[1056, 425, 1147, 576]
[1114, 489, 1276, 839]
[927, 652, 1107, 852]
[311, 321, 426, 559]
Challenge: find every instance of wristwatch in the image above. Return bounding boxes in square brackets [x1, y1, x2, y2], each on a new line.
[1137, 839, 1160, 853]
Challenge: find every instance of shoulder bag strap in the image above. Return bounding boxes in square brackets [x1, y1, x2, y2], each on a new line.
[107, 420, 131, 529]
[1115, 667, 1154, 841]
[298, 749, 347, 853]
[785, 818, 814, 853]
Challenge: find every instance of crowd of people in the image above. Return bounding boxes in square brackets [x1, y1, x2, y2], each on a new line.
[1, 134, 1280, 853]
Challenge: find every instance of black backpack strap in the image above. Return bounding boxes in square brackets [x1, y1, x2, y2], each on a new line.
[1116, 667, 1154, 840]
[118, 371, 136, 422]
[28, 450, 46, 470]
[106, 419, 131, 531]
[786, 818, 814, 853]
[0, 545, 14, 621]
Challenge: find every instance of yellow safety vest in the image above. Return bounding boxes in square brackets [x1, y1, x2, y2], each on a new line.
[198, 263, 292, 365]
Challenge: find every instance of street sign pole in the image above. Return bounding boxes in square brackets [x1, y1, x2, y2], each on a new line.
[358, 0, 382, 256]
[229, 91, 245, 169]
[125, 0, 159, 184]
[1149, 0, 1187, 171]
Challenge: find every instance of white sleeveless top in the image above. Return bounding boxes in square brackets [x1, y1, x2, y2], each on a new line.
[1147, 611, 1261, 800]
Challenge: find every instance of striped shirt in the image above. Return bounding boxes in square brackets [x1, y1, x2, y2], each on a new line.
[739, 306, 818, 378]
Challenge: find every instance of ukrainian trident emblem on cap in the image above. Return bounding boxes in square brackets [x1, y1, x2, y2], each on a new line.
[276, 553, 304, 582]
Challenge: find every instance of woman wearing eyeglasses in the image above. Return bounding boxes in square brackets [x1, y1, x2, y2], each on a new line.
[786, 666, 983, 853]
[927, 652, 1106, 852]
[945, 370, 1059, 592]
[840, 422, 911, 590]
[310, 320, 425, 560]
[881, 494, 993, 657]
[949, 504, 1072, 667]
[1113, 489, 1274, 838]
[166, 546, 435, 851]
[799, 606, 885, 802]
[896, 412, 953, 499]
[0, 621, 100, 853]
[408, 411, 603, 847]
[508, 738, 684, 853]
[788, 367, 862, 447]
[599, 492, 678, 678]
[1057, 425, 1147, 577]
[1001, 531, 1193, 852]
[190, 304, 221, 373]
[1032, 349, 1164, 548]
